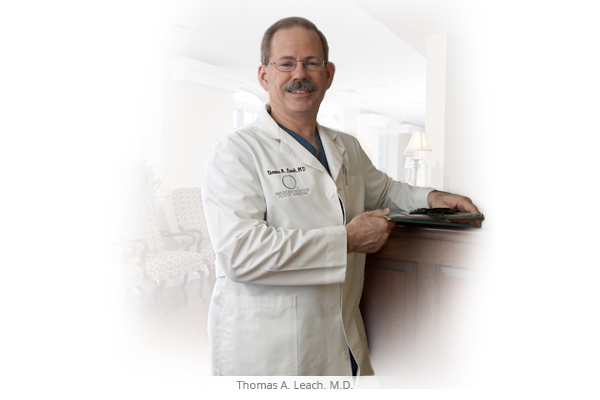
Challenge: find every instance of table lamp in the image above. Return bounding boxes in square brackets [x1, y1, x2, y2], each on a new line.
[403, 130, 433, 185]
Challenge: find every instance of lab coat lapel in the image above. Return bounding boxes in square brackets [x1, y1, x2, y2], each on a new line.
[279, 132, 326, 173]
[317, 125, 345, 184]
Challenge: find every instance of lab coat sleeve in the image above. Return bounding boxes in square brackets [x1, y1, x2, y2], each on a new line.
[353, 135, 434, 212]
[201, 134, 348, 286]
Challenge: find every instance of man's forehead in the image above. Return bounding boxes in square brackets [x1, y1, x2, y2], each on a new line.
[270, 27, 323, 56]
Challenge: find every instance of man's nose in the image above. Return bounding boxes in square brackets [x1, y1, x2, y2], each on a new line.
[290, 61, 309, 78]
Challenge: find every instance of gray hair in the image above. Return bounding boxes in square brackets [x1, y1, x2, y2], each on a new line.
[260, 17, 329, 66]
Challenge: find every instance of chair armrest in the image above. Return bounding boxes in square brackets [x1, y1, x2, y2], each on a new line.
[178, 228, 204, 252]
[160, 231, 197, 251]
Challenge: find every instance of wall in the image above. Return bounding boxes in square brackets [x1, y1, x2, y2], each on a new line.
[384, 120, 400, 180]
[344, 111, 399, 174]
[160, 77, 232, 193]
[357, 121, 381, 168]
[424, 34, 447, 191]
[145, 64, 236, 240]
[441, 30, 494, 229]
[342, 108, 359, 138]
[343, 109, 415, 182]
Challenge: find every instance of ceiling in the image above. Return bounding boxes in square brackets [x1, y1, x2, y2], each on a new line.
[153, 0, 445, 127]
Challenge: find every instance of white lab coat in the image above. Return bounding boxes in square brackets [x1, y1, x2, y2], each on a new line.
[201, 106, 433, 376]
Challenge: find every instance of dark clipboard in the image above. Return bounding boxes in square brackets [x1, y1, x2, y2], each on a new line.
[385, 208, 485, 228]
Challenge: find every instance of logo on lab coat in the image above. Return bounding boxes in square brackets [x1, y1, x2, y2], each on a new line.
[282, 175, 297, 189]
[275, 175, 309, 199]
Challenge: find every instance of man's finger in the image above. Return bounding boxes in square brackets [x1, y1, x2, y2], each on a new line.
[459, 199, 480, 214]
[370, 208, 390, 217]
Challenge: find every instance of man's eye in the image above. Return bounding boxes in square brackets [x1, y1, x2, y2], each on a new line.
[278, 60, 294, 68]
[306, 58, 321, 67]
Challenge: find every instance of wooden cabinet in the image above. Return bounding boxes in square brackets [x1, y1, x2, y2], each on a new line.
[360, 223, 493, 386]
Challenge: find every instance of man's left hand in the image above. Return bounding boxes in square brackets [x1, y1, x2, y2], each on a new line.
[427, 190, 482, 227]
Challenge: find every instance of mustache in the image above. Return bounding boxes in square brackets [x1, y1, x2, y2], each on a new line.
[282, 80, 317, 92]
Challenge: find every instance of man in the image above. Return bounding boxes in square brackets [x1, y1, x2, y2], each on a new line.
[201, 17, 480, 376]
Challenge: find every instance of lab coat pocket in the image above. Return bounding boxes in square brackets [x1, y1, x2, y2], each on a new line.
[219, 296, 297, 376]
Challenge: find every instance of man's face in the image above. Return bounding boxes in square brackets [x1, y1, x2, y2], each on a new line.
[258, 27, 335, 120]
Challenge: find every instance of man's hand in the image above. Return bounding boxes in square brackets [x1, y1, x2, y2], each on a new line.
[345, 208, 395, 254]
[427, 190, 482, 227]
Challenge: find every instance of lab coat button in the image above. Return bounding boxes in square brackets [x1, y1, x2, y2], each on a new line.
[326, 191, 334, 198]
[342, 351, 349, 361]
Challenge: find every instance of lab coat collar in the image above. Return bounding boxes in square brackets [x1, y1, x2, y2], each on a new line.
[254, 105, 345, 182]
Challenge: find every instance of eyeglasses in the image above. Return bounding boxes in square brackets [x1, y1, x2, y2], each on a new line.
[268, 56, 326, 72]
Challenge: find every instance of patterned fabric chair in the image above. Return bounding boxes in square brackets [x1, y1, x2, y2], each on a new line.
[115, 190, 205, 316]
[171, 187, 216, 298]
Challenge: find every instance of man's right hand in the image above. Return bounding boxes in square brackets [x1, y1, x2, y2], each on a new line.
[345, 208, 395, 254]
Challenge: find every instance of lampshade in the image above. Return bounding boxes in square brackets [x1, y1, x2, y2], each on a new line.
[404, 130, 433, 157]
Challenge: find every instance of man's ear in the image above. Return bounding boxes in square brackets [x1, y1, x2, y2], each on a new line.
[325, 62, 336, 90]
[258, 65, 269, 91]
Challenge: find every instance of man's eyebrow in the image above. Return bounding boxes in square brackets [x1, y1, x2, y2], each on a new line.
[279, 55, 319, 59]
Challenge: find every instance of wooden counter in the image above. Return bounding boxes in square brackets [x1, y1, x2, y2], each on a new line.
[359, 223, 494, 385]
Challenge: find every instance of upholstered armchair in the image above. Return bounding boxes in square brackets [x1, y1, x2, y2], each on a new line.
[171, 188, 216, 298]
[115, 191, 205, 317]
